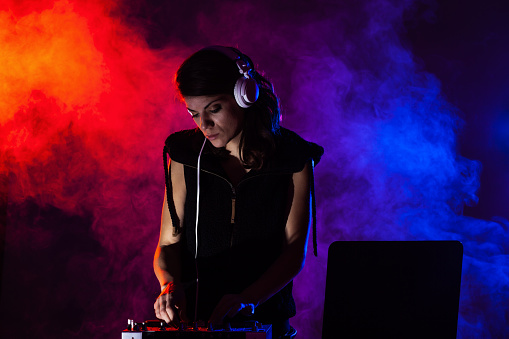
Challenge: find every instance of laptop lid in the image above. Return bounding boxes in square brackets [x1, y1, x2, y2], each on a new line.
[322, 241, 463, 339]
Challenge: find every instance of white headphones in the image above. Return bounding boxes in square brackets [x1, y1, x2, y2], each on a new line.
[203, 46, 260, 108]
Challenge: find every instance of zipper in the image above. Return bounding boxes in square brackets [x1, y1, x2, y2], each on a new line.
[230, 186, 236, 247]
[230, 186, 236, 224]
[183, 165, 237, 246]
[183, 164, 277, 248]
[199, 170, 237, 226]
[199, 170, 237, 227]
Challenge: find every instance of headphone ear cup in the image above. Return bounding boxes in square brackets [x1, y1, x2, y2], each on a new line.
[244, 78, 259, 104]
[234, 77, 259, 108]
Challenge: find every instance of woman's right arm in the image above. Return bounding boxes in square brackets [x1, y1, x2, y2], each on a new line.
[153, 159, 187, 326]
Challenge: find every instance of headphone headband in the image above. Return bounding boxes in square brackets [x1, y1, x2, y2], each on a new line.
[201, 46, 259, 108]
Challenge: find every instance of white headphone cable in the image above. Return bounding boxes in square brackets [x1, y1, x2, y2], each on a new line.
[195, 137, 207, 258]
[193, 137, 207, 324]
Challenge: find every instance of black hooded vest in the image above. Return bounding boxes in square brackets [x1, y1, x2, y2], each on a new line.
[164, 127, 323, 323]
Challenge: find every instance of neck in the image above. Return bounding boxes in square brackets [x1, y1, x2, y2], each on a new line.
[226, 130, 243, 160]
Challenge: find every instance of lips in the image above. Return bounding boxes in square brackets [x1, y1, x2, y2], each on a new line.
[206, 133, 219, 140]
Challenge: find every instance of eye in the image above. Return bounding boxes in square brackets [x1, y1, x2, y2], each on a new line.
[209, 105, 221, 113]
[187, 109, 198, 118]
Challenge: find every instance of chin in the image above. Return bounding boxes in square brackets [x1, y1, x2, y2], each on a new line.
[209, 139, 227, 149]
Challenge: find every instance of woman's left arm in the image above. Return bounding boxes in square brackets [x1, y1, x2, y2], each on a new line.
[209, 161, 312, 323]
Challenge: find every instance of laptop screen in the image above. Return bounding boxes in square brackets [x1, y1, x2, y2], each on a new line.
[322, 241, 463, 339]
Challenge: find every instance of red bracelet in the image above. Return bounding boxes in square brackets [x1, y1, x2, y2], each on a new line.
[159, 281, 175, 297]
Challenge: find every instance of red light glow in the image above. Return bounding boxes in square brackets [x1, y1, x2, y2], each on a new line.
[0, 0, 192, 214]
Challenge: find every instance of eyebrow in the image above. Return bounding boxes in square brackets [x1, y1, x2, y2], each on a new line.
[186, 97, 224, 113]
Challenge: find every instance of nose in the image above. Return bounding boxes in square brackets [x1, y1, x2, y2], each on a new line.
[199, 112, 214, 130]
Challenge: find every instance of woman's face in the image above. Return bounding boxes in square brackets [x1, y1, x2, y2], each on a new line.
[184, 94, 244, 150]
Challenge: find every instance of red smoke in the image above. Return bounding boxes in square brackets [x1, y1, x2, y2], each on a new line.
[0, 0, 191, 214]
[1, 1, 195, 335]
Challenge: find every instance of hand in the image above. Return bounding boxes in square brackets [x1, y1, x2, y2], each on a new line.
[154, 282, 188, 328]
[209, 294, 255, 325]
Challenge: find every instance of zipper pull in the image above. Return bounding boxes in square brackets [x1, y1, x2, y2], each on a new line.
[231, 187, 236, 224]
[231, 198, 236, 224]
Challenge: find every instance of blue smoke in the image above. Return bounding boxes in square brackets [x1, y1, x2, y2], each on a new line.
[276, 0, 508, 337]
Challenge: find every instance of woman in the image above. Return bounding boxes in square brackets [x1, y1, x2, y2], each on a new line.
[153, 45, 323, 338]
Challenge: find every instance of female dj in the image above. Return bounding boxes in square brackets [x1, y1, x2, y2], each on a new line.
[153, 45, 323, 339]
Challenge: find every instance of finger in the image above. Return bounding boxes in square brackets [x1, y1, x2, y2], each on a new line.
[240, 303, 255, 317]
[155, 301, 167, 323]
[210, 301, 238, 324]
[226, 303, 243, 318]
[178, 301, 189, 322]
[154, 300, 162, 319]
[160, 295, 178, 327]
[209, 303, 228, 325]
[165, 302, 180, 328]
[157, 298, 171, 324]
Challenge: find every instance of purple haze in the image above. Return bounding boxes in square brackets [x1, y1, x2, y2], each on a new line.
[1, 0, 508, 338]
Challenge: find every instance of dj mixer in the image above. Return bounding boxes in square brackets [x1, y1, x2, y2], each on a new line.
[122, 319, 272, 339]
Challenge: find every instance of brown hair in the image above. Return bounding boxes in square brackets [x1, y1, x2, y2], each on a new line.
[175, 47, 281, 169]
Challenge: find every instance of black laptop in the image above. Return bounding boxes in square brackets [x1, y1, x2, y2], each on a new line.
[322, 241, 463, 339]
